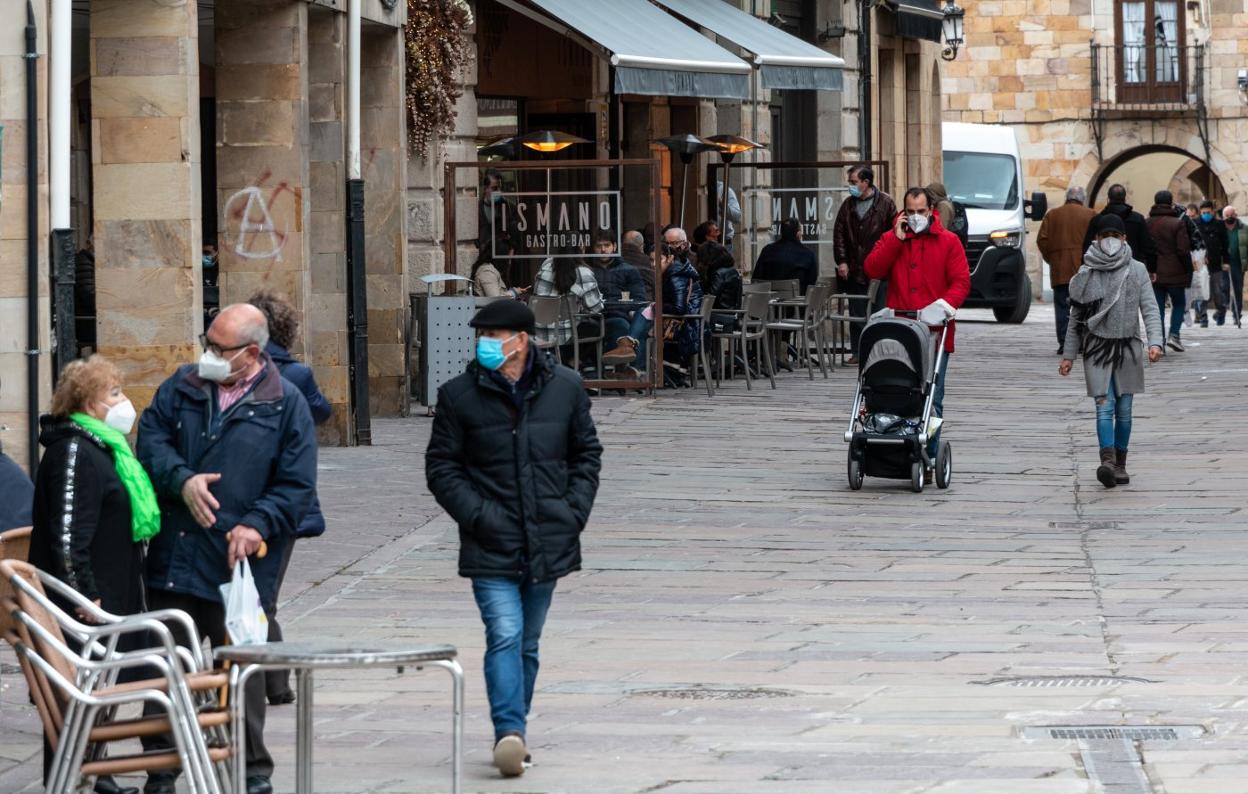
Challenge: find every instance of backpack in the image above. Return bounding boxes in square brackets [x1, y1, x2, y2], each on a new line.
[947, 201, 970, 248]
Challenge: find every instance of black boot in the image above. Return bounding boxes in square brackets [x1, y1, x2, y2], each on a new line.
[1096, 447, 1118, 488]
[1114, 449, 1130, 485]
[95, 777, 139, 794]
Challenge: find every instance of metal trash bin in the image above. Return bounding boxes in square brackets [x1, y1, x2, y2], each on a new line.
[405, 275, 499, 413]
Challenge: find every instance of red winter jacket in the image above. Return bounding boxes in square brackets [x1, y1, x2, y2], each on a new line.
[863, 212, 971, 352]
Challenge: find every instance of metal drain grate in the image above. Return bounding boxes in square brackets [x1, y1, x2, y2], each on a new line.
[630, 686, 796, 701]
[975, 675, 1155, 688]
[1023, 725, 1207, 741]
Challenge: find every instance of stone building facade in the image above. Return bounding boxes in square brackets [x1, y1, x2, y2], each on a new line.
[0, 0, 408, 468]
[942, 0, 1248, 291]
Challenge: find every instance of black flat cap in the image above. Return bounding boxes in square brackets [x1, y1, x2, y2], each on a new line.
[1094, 214, 1126, 235]
[470, 299, 535, 333]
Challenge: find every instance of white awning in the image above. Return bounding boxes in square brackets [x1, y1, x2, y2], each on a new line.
[503, 0, 752, 99]
[653, 0, 845, 91]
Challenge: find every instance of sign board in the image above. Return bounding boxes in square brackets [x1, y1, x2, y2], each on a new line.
[766, 186, 848, 244]
[489, 190, 622, 260]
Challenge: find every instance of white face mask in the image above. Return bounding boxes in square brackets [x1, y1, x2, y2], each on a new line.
[1099, 237, 1124, 257]
[907, 213, 930, 234]
[198, 349, 243, 383]
[103, 398, 137, 435]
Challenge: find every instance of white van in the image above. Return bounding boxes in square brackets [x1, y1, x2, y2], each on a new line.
[941, 122, 1047, 323]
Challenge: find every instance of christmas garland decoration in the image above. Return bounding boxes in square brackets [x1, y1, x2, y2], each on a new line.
[406, 0, 473, 158]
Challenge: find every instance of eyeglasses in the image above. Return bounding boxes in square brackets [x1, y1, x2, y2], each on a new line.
[198, 334, 251, 357]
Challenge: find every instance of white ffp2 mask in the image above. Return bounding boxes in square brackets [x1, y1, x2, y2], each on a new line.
[103, 398, 137, 434]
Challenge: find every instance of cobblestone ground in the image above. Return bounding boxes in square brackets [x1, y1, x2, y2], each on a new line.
[3, 306, 1248, 793]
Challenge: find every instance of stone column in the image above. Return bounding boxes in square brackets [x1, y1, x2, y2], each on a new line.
[214, 0, 310, 319]
[361, 25, 407, 416]
[307, 7, 350, 444]
[90, 0, 202, 412]
[0, 1, 51, 470]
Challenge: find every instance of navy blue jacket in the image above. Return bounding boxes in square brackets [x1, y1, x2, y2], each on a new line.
[266, 342, 329, 537]
[0, 451, 34, 531]
[137, 360, 317, 609]
[591, 257, 648, 320]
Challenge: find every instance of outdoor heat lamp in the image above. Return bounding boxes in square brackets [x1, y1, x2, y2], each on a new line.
[941, 0, 965, 61]
[707, 134, 763, 240]
[517, 130, 589, 154]
[478, 136, 519, 159]
[656, 134, 720, 228]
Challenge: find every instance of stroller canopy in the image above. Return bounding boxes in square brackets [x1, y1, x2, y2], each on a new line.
[859, 317, 933, 381]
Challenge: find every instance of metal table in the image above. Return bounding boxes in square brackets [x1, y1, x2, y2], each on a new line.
[217, 641, 463, 794]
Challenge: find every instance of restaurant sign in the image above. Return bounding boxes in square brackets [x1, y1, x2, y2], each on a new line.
[766, 187, 847, 244]
[490, 190, 622, 260]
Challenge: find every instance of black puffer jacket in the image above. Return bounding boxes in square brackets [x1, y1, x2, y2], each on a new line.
[29, 417, 145, 616]
[426, 347, 602, 583]
[1083, 202, 1156, 271]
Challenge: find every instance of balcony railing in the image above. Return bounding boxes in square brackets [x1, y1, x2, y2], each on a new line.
[1090, 42, 1206, 112]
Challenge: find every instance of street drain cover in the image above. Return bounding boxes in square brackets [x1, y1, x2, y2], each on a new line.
[630, 686, 796, 701]
[974, 675, 1155, 687]
[1022, 725, 1207, 741]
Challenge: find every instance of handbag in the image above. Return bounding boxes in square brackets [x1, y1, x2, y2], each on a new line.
[662, 277, 696, 341]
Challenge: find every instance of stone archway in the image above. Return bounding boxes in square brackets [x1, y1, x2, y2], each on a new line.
[1067, 121, 1245, 209]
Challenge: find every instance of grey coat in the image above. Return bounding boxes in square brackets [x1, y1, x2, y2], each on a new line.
[1063, 259, 1163, 397]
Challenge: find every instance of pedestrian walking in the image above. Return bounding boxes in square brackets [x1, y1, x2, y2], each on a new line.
[1037, 186, 1098, 355]
[1194, 200, 1227, 325]
[1222, 205, 1246, 324]
[1081, 183, 1156, 273]
[1145, 190, 1192, 351]
[247, 291, 333, 706]
[136, 303, 318, 794]
[1059, 215, 1164, 489]
[863, 187, 971, 477]
[28, 355, 155, 794]
[834, 166, 897, 361]
[425, 299, 602, 778]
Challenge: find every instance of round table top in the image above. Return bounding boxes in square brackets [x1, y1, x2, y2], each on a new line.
[214, 641, 457, 667]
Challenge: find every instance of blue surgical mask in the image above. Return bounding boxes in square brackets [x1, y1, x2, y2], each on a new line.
[847, 184, 862, 199]
[1201, 212, 1214, 222]
[476, 334, 517, 370]
[202, 254, 216, 268]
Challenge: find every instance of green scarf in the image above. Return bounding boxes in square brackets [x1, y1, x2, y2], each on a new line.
[70, 412, 161, 542]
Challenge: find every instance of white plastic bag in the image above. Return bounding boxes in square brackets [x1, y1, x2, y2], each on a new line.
[219, 559, 268, 645]
[1192, 265, 1210, 301]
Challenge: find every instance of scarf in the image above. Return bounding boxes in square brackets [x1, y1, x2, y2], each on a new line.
[1067, 241, 1142, 368]
[71, 413, 161, 543]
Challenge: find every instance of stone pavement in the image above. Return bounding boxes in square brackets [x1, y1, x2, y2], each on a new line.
[3, 305, 1248, 793]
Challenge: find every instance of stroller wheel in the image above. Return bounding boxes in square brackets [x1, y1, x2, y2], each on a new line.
[848, 455, 864, 491]
[910, 461, 924, 493]
[936, 441, 952, 489]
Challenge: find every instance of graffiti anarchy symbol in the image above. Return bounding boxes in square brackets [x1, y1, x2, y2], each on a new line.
[223, 185, 287, 261]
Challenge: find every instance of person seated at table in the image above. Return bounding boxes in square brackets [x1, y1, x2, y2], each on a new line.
[621, 229, 655, 301]
[533, 254, 606, 365]
[753, 218, 818, 294]
[700, 241, 742, 333]
[472, 251, 526, 299]
[692, 220, 722, 247]
[603, 227, 704, 379]
[587, 232, 648, 350]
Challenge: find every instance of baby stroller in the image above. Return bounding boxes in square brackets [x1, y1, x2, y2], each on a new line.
[844, 311, 951, 492]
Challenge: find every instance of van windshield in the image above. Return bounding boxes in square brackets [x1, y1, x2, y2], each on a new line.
[942, 151, 1019, 211]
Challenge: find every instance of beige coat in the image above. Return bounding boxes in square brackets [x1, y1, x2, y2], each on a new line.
[474, 263, 508, 297]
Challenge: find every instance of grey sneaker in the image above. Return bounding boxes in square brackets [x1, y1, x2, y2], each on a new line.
[494, 733, 527, 777]
[1167, 336, 1184, 352]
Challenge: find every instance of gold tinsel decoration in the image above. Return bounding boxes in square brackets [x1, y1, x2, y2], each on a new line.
[406, 0, 472, 158]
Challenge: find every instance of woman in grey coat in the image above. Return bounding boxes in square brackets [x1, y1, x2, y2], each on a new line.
[1059, 214, 1164, 489]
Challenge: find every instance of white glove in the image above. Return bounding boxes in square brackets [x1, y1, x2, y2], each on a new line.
[918, 299, 956, 325]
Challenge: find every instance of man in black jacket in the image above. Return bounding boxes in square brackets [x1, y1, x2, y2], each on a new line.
[589, 233, 649, 352]
[754, 218, 818, 293]
[1195, 200, 1229, 325]
[426, 300, 602, 778]
[1082, 183, 1156, 272]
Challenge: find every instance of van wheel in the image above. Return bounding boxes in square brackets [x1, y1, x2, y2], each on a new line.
[993, 275, 1032, 323]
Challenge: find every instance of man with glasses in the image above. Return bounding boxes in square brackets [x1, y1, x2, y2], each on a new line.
[426, 300, 602, 777]
[136, 303, 318, 794]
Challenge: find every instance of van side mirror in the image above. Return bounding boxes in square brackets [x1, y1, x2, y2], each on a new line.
[1025, 192, 1048, 221]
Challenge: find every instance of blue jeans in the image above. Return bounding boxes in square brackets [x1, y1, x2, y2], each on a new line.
[627, 310, 653, 370]
[1153, 284, 1186, 340]
[928, 350, 949, 459]
[1095, 377, 1133, 450]
[1053, 284, 1070, 347]
[471, 577, 557, 741]
[604, 316, 631, 351]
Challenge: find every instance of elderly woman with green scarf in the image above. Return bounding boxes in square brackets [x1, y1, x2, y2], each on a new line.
[1060, 214, 1164, 489]
[28, 355, 159, 794]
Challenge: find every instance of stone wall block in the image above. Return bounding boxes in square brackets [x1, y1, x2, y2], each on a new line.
[310, 252, 347, 295]
[95, 219, 193, 269]
[94, 162, 196, 221]
[216, 64, 302, 101]
[97, 116, 183, 164]
[309, 83, 342, 122]
[96, 268, 197, 346]
[215, 26, 299, 66]
[93, 37, 184, 78]
[92, 76, 190, 119]
[220, 100, 297, 147]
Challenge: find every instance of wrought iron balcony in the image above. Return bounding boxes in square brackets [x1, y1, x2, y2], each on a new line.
[1090, 41, 1206, 112]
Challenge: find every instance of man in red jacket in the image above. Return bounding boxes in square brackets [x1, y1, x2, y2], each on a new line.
[864, 187, 972, 469]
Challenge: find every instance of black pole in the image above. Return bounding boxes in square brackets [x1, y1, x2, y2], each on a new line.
[345, 178, 371, 445]
[858, 0, 873, 161]
[25, 1, 40, 473]
[52, 229, 76, 374]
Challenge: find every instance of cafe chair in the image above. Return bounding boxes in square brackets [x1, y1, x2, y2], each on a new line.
[826, 279, 882, 365]
[526, 295, 564, 362]
[712, 291, 776, 391]
[1, 559, 232, 794]
[563, 294, 605, 380]
[666, 296, 716, 397]
[765, 284, 832, 380]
